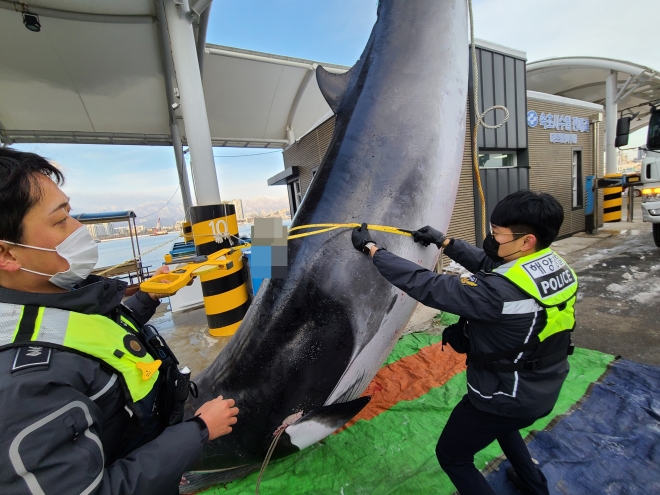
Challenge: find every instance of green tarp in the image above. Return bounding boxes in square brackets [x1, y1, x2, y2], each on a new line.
[201, 340, 613, 495]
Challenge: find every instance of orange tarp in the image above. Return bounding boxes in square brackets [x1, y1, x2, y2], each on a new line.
[343, 342, 466, 429]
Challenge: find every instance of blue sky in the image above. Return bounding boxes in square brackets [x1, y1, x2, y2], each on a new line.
[14, 0, 657, 213]
[15, 0, 378, 212]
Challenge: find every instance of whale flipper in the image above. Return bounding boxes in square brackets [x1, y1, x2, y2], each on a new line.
[276, 396, 371, 454]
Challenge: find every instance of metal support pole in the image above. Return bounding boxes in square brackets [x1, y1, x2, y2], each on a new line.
[155, 0, 194, 220]
[593, 117, 601, 230]
[195, 5, 211, 76]
[164, 0, 220, 206]
[627, 183, 634, 222]
[605, 71, 619, 175]
[170, 122, 193, 220]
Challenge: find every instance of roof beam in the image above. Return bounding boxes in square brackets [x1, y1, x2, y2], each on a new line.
[195, 4, 211, 76]
[155, 0, 194, 220]
[286, 65, 318, 144]
[206, 47, 346, 73]
[210, 137, 289, 148]
[614, 75, 633, 103]
[0, 1, 154, 24]
[556, 81, 606, 97]
[0, 119, 12, 146]
[188, 0, 212, 21]
[3, 130, 291, 148]
[4, 130, 172, 145]
[528, 57, 648, 76]
[617, 74, 653, 103]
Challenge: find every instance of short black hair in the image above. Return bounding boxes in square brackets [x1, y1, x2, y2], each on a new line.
[490, 190, 564, 249]
[0, 147, 65, 243]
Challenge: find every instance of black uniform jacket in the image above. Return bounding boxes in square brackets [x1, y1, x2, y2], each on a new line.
[373, 240, 570, 419]
[0, 276, 206, 495]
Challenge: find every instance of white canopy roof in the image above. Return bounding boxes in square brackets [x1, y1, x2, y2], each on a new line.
[0, 0, 347, 148]
[201, 45, 346, 148]
[527, 57, 660, 133]
[0, 0, 171, 144]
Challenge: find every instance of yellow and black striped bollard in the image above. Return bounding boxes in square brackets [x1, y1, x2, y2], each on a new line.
[181, 221, 193, 242]
[189, 205, 250, 337]
[603, 173, 622, 223]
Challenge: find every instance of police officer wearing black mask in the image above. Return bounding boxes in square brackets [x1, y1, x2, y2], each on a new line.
[351, 190, 578, 495]
[0, 148, 239, 494]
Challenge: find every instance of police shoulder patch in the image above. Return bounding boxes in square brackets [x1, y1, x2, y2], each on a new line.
[12, 346, 52, 372]
[460, 275, 478, 287]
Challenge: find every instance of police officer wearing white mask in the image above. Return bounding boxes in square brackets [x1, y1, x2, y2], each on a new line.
[352, 190, 578, 495]
[0, 148, 239, 494]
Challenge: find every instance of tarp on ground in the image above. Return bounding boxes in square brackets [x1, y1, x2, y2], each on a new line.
[199, 326, 623, 495]
[486, 357, 660, 494]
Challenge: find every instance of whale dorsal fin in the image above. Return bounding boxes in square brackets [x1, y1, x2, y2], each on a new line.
[316, 28, 375, 114]
[316, 66, 352, 114]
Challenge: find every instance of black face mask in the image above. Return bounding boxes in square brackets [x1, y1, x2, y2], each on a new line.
[483, 233, 521, 262]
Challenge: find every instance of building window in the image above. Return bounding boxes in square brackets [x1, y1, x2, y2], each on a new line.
[286, 179, 303, 216]
[478, 152, 517, 168]
[572, 149, 583, 209]
[293, 180, 302, 206]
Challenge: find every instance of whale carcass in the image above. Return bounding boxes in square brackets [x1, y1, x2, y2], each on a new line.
[182, 0, 469, 490]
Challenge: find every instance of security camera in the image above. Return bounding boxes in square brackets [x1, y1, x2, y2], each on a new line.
[171, 102, 181, 110]
[22, 13, 41, 32]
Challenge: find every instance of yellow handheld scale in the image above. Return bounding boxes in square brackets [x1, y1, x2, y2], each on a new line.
[140, 247, 243, 295]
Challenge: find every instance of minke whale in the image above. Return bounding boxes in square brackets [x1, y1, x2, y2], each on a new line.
[181, 0, 468, 491]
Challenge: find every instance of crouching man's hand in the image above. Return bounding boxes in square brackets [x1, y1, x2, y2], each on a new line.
[195, 396, 239, 441]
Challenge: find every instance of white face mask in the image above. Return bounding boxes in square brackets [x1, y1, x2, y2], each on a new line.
[2, 226, 99, 289]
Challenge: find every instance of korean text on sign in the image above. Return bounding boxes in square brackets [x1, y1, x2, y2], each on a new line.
[539, 113, 589, 132]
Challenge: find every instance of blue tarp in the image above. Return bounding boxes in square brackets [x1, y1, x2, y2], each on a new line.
[486, 358, 660, 494]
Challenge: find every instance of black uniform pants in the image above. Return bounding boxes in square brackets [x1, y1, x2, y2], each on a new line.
[436, 395, 549, 495]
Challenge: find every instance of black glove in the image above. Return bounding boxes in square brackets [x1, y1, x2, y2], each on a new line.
[352, 223, 376, 254]
[412, 225, 446, 248]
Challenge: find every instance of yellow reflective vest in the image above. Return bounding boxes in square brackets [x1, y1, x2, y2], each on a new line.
[0, 303, 161, 404]
[492, 247, 578, 342]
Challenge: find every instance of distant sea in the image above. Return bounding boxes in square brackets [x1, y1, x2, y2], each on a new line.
[96, 220, 291, 272]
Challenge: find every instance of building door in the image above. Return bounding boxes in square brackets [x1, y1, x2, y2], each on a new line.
[572, 149, 583, 209]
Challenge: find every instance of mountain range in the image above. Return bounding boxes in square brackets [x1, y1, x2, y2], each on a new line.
[92, 196, 289, 228]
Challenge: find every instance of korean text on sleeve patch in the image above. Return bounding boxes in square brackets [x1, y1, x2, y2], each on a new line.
[12, 346, 52, 372]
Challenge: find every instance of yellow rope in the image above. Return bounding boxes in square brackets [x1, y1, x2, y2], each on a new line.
[288, 223, 412, 240]
[467, 0, 508, 239]
[108, 223, 411, 286]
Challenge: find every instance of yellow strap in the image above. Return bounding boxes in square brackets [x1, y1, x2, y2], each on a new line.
[140, 223, 412, 295]
[287, 223, 413, 240]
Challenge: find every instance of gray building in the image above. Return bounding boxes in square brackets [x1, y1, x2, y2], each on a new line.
[268, 39, 604, 246]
